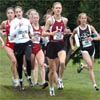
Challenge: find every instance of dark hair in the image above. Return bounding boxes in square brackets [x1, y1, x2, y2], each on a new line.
[15, 6, 23, 12]
[6, 7, 14, 13]
[46, 9, 53, 15]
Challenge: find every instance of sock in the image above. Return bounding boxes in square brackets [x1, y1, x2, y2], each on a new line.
[58, 78, 62, 81]
[93, 83, 97, 87]
[19, 78, 23, 82]
[80, 63, 84, 68]
[27, 76, 31, 79]
[50, 87, 54, 90]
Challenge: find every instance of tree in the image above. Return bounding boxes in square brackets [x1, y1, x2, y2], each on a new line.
[0, 0, 100, 59]
[79, 0, 100, 32]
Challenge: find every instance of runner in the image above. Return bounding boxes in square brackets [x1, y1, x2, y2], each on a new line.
[29, 11, 48, 88]
[70, 13, 99, 91]
[9, 6, 33, 90]
[0, 7, 19, 87]
[42, 2, 68, 96]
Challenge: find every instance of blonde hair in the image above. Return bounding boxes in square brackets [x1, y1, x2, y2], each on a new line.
[52, 2, 62, 8]
[32, 11, 39, 18]
[77, 13, 92, 25]
[26, 9, 37, 16]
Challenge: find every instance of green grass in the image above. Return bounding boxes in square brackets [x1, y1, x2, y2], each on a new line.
[0, 46, 100, 100]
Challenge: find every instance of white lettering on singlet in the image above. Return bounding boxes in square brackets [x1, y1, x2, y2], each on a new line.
[53, 26, 63, 40]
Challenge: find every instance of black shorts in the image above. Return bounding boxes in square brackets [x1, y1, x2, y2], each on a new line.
[14, 40, 33, 57]
[46, 41, 66, 59]
[81, 45, 95, 57]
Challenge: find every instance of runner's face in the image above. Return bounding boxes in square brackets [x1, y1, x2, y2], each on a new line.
[53, 4, 62, 15]
[7, 9, 15, 20]
[32, 14, 39, 24]
[15, 8, 23, 19]
[79, 14, 87, 25]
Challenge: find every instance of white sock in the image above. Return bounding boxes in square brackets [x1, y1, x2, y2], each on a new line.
[58, 78, 62, 81]
[19, 78, 23, 82]
[93, 84, 97, 87]
[50, 87, 54, 90]
[80, 63, 84, 68]
[27, 76, 31, 79]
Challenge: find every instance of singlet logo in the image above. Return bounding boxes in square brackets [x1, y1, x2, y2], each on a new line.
[80, 31, 90, 40]
[56, 26, 62, 32]
[80, 30, 92, 48]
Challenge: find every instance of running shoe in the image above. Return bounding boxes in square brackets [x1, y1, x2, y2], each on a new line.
[93, 85, 99, 91]
[41, 82, 48, 89]
[49, 88, 55, 96]
[58, 79, 64, 90]
[19, 81, 24, 90]
[27, 78, 33, 87]
[12, 77, 19, 88]
[77, 63, 84, 73]
[33, 83, 39, 87]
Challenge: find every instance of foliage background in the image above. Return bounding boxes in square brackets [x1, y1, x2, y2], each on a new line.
[0, 0, 100, 58]
[0, 1, 100, 99]
[0, 0, 100, 31]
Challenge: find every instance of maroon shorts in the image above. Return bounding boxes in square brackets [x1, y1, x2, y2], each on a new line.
[32, 43, 42, 56]
[5, 40, 14, 50]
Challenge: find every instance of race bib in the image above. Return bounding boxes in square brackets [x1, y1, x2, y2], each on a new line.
[33, 33, 40, 42]
[18, 31, 27, 39]
[82, 39, 92, 48]
[53, 32, 63, 40]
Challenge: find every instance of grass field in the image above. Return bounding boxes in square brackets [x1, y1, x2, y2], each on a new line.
[0, 46, 100, 100]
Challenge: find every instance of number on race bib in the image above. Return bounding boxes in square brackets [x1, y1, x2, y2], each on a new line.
[33, 33, 41, 42]
[82, 39, 92, 47]
[53, 32, 63, 40]
[18, 31, 28, 39]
